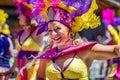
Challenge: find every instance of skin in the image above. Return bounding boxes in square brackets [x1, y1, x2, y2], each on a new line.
[8, 37, 14, 57]
[18, 14, 45, 44]
[36, 21, 120, 79]
[48, 22, 71, 50]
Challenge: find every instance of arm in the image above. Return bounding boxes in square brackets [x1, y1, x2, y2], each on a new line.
[9, 56, 18, 73]
[4, 55, 18, 77]
[8, 38, 14, 57]
[90, 44, 120, 60]
[31, 27, 46, 45]
[36, 59, 48, 80]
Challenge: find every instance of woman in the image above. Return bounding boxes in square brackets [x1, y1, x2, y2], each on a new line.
[7, 2, 46, 80]
[0, 31, 14, 80]
[36, 0, 120, 80]
[0, 9, 14, 80]
[37, 21, 120, 80]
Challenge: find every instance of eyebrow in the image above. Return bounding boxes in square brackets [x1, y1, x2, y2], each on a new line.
[49, 21, 63, 29]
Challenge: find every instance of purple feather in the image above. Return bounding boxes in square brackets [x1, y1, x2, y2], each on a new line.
[102, 19, 110, 29]
[37, 22, 48, 35]
[63, 0, 92, 16]
[113, 17, 120, 27]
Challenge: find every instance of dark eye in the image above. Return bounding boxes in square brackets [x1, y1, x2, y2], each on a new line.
[48, 30, 52, 32]
[55, 27, 61, 32]
[48, 30, 52, 34]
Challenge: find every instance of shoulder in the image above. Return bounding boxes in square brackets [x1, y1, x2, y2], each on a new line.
[14, 29, 23, 36]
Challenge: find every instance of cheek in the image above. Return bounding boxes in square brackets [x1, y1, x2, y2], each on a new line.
[48, 32, 54, 41]
[23, 27, 27, 30]
[19, 21, 22, 25]
[60, 30, 69, 38]
[26, 26, 30, 29]
[49, 34, 53, 39]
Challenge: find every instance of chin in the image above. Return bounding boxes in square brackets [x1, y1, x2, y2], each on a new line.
[54, 40, 62, 45]
[56, 42, 65, 47]
[24, 29, 29, 32]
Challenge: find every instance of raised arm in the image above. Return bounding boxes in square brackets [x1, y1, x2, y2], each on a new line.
[90, 44, 120, 60]
[8, 37, 14, 57]
[31, 27, 46, 45]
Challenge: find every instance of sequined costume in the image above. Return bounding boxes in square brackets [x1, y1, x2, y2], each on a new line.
[38, 42, 97, 80]
[46, 56, 88, 80]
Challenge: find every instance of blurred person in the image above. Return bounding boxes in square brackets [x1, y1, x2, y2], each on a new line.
[0, 9, 14, 80]
[102, 8, 120, 79]
[6, 1, 47, 80]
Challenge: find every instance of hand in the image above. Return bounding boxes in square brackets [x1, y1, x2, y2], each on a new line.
[3, 70, 13, 79]
[73, 38, 88, 46]
[114, 45, 120, 56]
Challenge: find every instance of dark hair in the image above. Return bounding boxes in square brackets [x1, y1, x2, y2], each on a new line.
[24, 15, 31, 25]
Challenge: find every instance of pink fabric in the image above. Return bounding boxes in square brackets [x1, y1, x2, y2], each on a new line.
[107, 40, 114, 45]
[39, 42, 97, 59]
[18, 59, 28, 80]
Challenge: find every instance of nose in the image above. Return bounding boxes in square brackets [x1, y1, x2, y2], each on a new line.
[51, 30, 57, 36]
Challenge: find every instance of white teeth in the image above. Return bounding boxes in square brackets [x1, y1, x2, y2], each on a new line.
[54, 37, 60, 40]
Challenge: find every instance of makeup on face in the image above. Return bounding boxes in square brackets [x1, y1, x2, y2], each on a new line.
[48, 22, 71, 47]
[18, 14, 31, 31]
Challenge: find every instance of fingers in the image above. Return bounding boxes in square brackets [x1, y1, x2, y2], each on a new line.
[73, 39, 83, 45]
[73, 38, 89, 46]
[114, 46, 120, 56]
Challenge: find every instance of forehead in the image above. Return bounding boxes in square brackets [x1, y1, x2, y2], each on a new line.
[48, 21, 67, 29]
[18, 14, 26, 20]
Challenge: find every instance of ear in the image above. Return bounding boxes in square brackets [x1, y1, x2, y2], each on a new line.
[48, 7, 55, 21]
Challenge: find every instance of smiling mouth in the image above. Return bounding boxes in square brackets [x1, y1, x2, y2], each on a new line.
[53, 36, 61, 42]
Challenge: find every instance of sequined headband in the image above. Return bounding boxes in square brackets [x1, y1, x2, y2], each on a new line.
[47, 6, 72, 29]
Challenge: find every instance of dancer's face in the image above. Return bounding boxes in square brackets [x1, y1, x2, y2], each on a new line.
[48, 21, 70, 46]
[18, 14, 31, 32]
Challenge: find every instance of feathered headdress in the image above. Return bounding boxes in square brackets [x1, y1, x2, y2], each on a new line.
[12, 0, 48, 35]
[0, 9, 10, 35]
[13, 0, 34, 19]
[34, 0, 100, 34]
[0, 9, 8, 26]
[102, 8, 120, 29]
